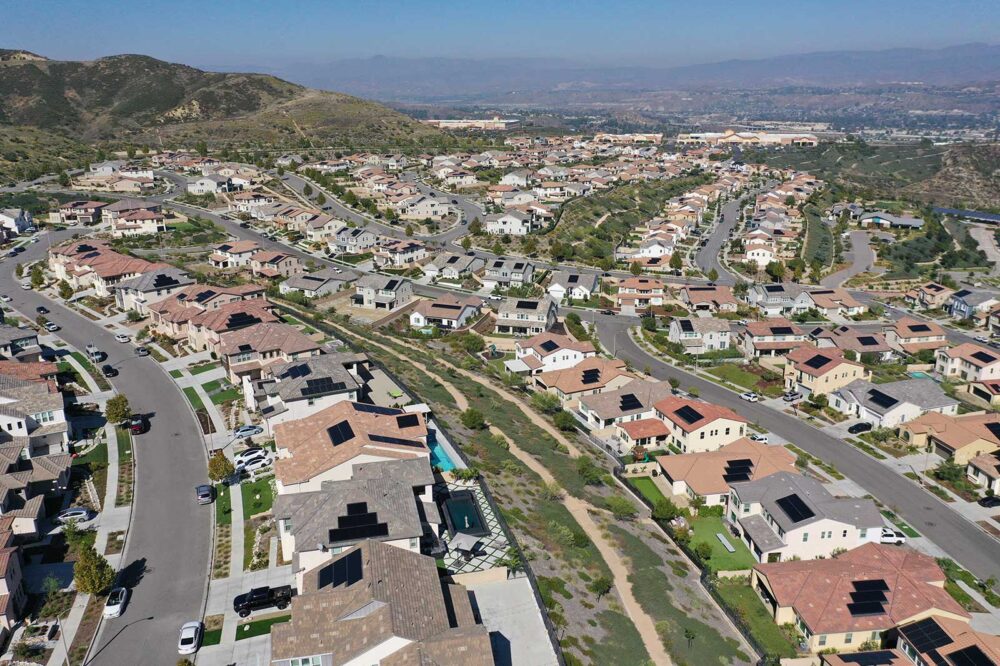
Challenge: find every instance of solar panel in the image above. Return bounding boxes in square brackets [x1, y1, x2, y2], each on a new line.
[384, 279, 399, 291]
[853, 579, 890, 592]
[581, 368, 601, 385]
[723, 473, 751, 483]
[567, 274, 579, 283]
[834, 651, 899, 666]
[764, 285, 783, 292]
[619, 394, 642, 411]
[540, 340, 560, 352]
[986, 423, 1000, 441]
[327, 420, 355, 446]
[847, 601, 886, 617]
[353, 403, 401, 416]
[947, 645, 993, 666]
[857, 336, 879, 346]
[396, 414, 420, 428]
[368, 434, 425, 447]
[434, 303, 462, 311]
[909, 323, 931, 332]
[867, 389, 899, 409]
[301, 378, 347, 397]
[329, 503, 390, 543]
[328, 549, 364, 587]
[804, 354, 832, 370]
[850, 590, 887, 603]
[771, 326, 794, 335]
[516, 300, 539, 310]
[900, 618, 952, 653]
[679, 319, 694, 333]
[972, 351, 997, 364]
[152, 274, 180, 288]
[674, 405, 704, 424]
[775, 494, 815, 523]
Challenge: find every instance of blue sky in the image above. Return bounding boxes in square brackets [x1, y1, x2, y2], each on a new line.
[4, 0, 998, 67]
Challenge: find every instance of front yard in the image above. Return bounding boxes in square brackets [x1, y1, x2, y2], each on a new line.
[706, 363, 784, 398]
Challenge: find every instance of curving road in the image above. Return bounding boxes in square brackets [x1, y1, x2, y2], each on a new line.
[0, 231, 210, 665]
[694, 198, 742, 286]
[820, 230, 876, 288]
[597, 319, 1000, 583]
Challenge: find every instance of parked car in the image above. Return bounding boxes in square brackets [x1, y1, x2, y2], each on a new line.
[103, 587, 130, 619]
[238, 455, 273, 474]
[234, 447, 265, 467]
[56, 507, 93, 524]
[44, 322, 60, 332]
[879, 527, 906, 545]
[129, 415, 147, 435]
[978, 495, 1000, 508]
[101, 364, 119, 378]
[35, 306, 48, 315]
[600, 309, 616, 315]
[134, 346, 149, 357]
[739, 392, 759, 402]
[177, 621, 203, 655]
[782, 392, 801, 402]
[86, 344, 105, 363]
[233, 425, 263, 439]
[195, 485, 214, 505]
[847, 422, 873, 435]
[0, 295, 10, 302]
[975, 335, 990, 344]
[749, 433, 769, 443]
[114, 333, 131, 343]
[233, 586, 292, 618]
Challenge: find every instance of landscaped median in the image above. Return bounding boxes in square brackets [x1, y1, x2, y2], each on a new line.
[212, 484, 232, 580]
[114, 427, 134, 507]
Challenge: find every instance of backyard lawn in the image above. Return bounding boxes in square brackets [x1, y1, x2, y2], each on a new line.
[713, 578, 798, 658]
[688, 516, 756, 572]
[627, 476, 668, 506]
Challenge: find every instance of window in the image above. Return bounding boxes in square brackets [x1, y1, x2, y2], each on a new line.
[742, 503, 750, 514]
[802, 532, 809, 542]
[232, 351, 253, 363]
[859, 528, 867, 538]
[845, 632, 853, 645]
[818, 635, 827, 647]
[725, 427, 730, 435]
[842, 530, 848, 538]
[410, 537, 419, 549]
[34, 411, 55, 424]
[289, 657, 322, 666]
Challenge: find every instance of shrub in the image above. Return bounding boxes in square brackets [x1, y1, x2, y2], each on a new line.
[605, 496, 638, 520]
[460, 408, 486, 430]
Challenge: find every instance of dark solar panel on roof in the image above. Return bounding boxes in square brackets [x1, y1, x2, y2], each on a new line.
[847, 601, 887, 617]
[327, 548, 363, 587]
[900, 617, 952, 653]
[771, 326, 794, 335]
[850, 590, 888, 603]
[368, 434, 425, 447]
[384, 279, 399, 291]
[619, 394, 642, 411]
[568, 274, 579, 283]
[834, 650, 899, 666]
[301, 378, 347, 397]
[539, 340, 560, 352]
[723, 473, 751, 483]
[985, 422, 1000, 441]
[581, 368, 601, 385]
[516, 300, 539, 310]
[327, 420, 355, 446]
[152, 274, 180, 288]
[972, 351, 997, 364]
[396, 414, 420, 428]
[353, 403, 401, 416]
[947, 645, 993, 666]
[867, 389, 899, 409]
[764, 285, 783, 292]
[674, 405, 704, 424]
[857, 336, 879, 346]
[908, 323, 931, 332]
[775, 494, 815, 523]
[853, 579, 890, 592]
[679, 319, 694, 333]
[804, 354, 832, 370]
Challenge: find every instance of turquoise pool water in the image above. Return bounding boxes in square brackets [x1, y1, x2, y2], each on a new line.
[430, 441, 457, 472]
[909, 371, 933, 379]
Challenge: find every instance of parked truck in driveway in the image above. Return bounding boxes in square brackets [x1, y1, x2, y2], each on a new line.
[233, 585, 292, 617]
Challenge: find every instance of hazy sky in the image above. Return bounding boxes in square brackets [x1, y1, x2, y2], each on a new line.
[5, 0, 999, 67]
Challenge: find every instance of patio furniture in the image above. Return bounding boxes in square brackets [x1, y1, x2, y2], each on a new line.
[450, 531, 481, 554]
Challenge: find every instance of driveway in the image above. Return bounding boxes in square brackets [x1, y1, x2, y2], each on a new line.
[1, 232, 211, 664]
[599, 320, 1000, 582]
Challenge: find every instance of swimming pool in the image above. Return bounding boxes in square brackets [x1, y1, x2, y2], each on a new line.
[909, 371, 933, 380]
[429, 441, 457, 472]
[442, 490, 488, 536]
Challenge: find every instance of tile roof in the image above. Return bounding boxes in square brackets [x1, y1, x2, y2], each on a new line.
[732, 471, 883, 532]
[656, 439, 798, 496]
[579, 381, 675, 420]
[787, 345, 861, 377]
[219, 322, 319, 357]
[535, 357, 633, 395]
[519, 332, 595, 357]
[901, 412, 1000, 450]
[653, 396, 747, 432]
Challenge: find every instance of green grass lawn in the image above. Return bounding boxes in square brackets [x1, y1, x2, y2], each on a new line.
[72, 437, 108, 468]
[115, 427, 131, 463]
[69, 351, 111, 391]
[201, 379, 222, 393]
[215, 484, 232, 526]
[211, 387, 241, 405]
[189, 362, 220, 375]
[235, 614, 290, 641]
[168, 368, 184, 379]
[688, 516, 756, 572]
[201, 627, 222, 647]
[627, 476, 668, 506]
[706, 364, 760, 391]
[881, 510, 920, 538]
[182, 386, 205, 411]
[713, 578, 798, 658]
[241, 477, 274, 517]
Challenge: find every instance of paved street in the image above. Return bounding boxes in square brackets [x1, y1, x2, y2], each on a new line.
[0, 231, 211, 665]
[820, 230, 877, 287]
[598, 320, 1000, 582]
[694, 198, 741, 285]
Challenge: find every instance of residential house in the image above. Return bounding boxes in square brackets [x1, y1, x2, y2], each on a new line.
[330, 227, 378, 255]
[935, 343, 1000, 382]
[905, 283, 955, 311]
[250, 250, 303, 279]
[656, 439, 798, 507]
[896, 615, 1000, 666]
[0, 209, 31, 235]
[728, 472, 883, 563]
[746, 284, 815, 317]
[614, 277, 665, 315]
[53, 201, 106, 225]
[409, 295, 483, 330]
[0, 326, 42, 362]
[966, 451, 1000, 496]
[884, 318, 949, 356]
[830, 378, 959, 428]
[269, 540, 491, 666]
[0, 374, 71, 456]
[47, 240, 166, 297]
[100, 198, 161, 225]
[272, 401, 430, 494]
[373, 239, 427, 268]
[494, 297, 557, 336]
[859, 211, 926, 229]
[483, 259, 534, 290]
[811, 326, 895, 361]
[740, 318, 808, 357]
[219, 321, 321, 384]
[897, 412, 1000, 465]
[399, 195, 451, 221]
[352, 275, 413, 311]
[577, 381, 676, 432]
[147, 283, 269, 349]
[965, 379, 1000, 408]
[0, 518, 26, 642]
[622, 396, 747, 454]
[533, 357, 635, 405]
[484, 210, 535, 236]
[303, 215, 344, 243]
[807, 289, 867, 318]
[948, 289, 1000, 321]
[751, 544, 967, 653]
[186, 174, 235, 195]
[423, 253, 484, 281]
[279, 268, 358, 299]
[681, 285, 740, 313]
[667, 318, 732, 355]
[785, 346, 868, 396]
[504, 332, 596, 375]
[500, 169, 532, 187]
[247, 352, 369, 430]
[547, 271, 598, 303]
[208, 240, 260, 269]
[110, 209, 167, 237]
[745, 241, 776, 269]
[112, 267, 194, 316]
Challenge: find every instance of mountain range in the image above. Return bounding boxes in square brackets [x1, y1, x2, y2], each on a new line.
[254, 43, 1000, 102]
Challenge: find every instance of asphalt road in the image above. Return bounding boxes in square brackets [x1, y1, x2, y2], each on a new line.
[598, 319, 1000, 582]
[694, 198, 741, 285]
[1, 231, 211, 665]
[820, 230, 875, 288]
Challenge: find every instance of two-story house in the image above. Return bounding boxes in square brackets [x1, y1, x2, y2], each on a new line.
[208, 240, 261, 269]
[884, 317, 949, 356]
[614, 277, 666, 315]
[250, 250, 303, 279]
[740, 318, 808, 357]
[408, 294, 483, 330]
[784, 346, 868, 396]
[422, 253, 484, 281]
[830, 378, 959, 428]
[112, 266, 194, 316]
[483, 259, 535, 290]
[329, 227, 379, 255]
[219, 321, 321, 385]
[667, 318, 732, 355]
[936, 343, 1000, 382]
[624, 396, 747, 454]
[504, 332, 596, 375]
[352, 275, 413, 311]
[494, 297, 557, 336]
[547, 271, 598, 303]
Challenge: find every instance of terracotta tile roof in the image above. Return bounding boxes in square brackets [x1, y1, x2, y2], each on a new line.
[0, 360, 58, 382]
[213, 240, 260, 254]
[892, 317, 947, 339]
[191, 300, 279, 333]
[901, 412, 1000, 450]
[273, 401, 429, 486]
[899, 614, 1000, 665]
[653, 396, 747, 432]
[941, 342, 1000, 368]
[787, 345, 861, 377]
[219, 322, 319, 357]
[619, 418, 671, 440]
[755, 543, 969, 635]
[535, 357, 633, 395]
[745, 318, 803, 337]
[656, 439, 798, 496]
[519, 332, 595, 357]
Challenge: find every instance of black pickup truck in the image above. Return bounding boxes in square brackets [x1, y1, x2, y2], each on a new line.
[233, 585, 292, 617]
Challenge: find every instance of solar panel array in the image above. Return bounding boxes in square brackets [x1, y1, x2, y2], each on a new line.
[857, 336, 879, 346]
[679, 319, 694, 333]
[301, 377, 347, 397]
[986, 422, 1000, 441]
[516, 300, 539, 310]
[900, 617, 952, 654]
[540, 340, 560, 352]
[867, 389, 899, 409]
[771, 326, 794, 335]
[674, 405, 704, 425]
[834, 651, 899, 666]
[973, 351, 997, 364]
[396, 414, 420, 428]
[804, 354, 832, 370]
[947, 645, 993, 666]
[354, 403, 401, 416]
[152, 273, 180, 288]
[327, 420, 356, 446]
[908, 323, 931, 332]
[319, 548, 364, 588]
[723, 458, 754, 483]
[619, 394, 642, 411]
[369, 433, 424, 447]
[581, 368, 601, 385]
[775, 494, 815, 523]
[764, 285, 784, 293]
[328, 502, 390, 543]
[567, 274, 580, 284]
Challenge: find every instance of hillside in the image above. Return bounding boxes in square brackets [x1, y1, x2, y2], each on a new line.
[0, 51, 444, 150]
[0, 125, 94, 183]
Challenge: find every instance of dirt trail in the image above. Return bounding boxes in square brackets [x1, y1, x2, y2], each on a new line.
[330, 322, 672, 666]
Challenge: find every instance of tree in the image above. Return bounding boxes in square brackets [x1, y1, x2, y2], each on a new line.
[684, 627, 697, 650]
[809, 392, 829, 409]
[765, 261, 786, 281]
[74, 544, 115, 595]
[126, 310, 144, 323]
[460, 236, 472, 251]
[669, 253, 683, 271]
[316, 192, 326, 206]
[404, 224, 414, 237]
[105, 395, 131, 424]
[207, 451, 235, 482]
[629, 261, 642, 276]
[652, 497, 681, 522]
[553, 410, 577, 432]
[606, 496, 638, 520]
[690, 496, 706, 516]
[707, 268, 719, 282]
[460, 408, 486, 430]
[58, 171, 71, 187]
[693, 542, 712, 563]
[58, 280, 74, 300]
[195, 140, 208, 157]
[668, 377, 680, 390]
[276, 166, 285, 177]
[530, 391, 561, 415]
[30, 264, 44, 288]
[14, 263, 22, 279]
[576, 456, 605, 486]
[302, 183, 313, 197]
[587, 575, 613, 602]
